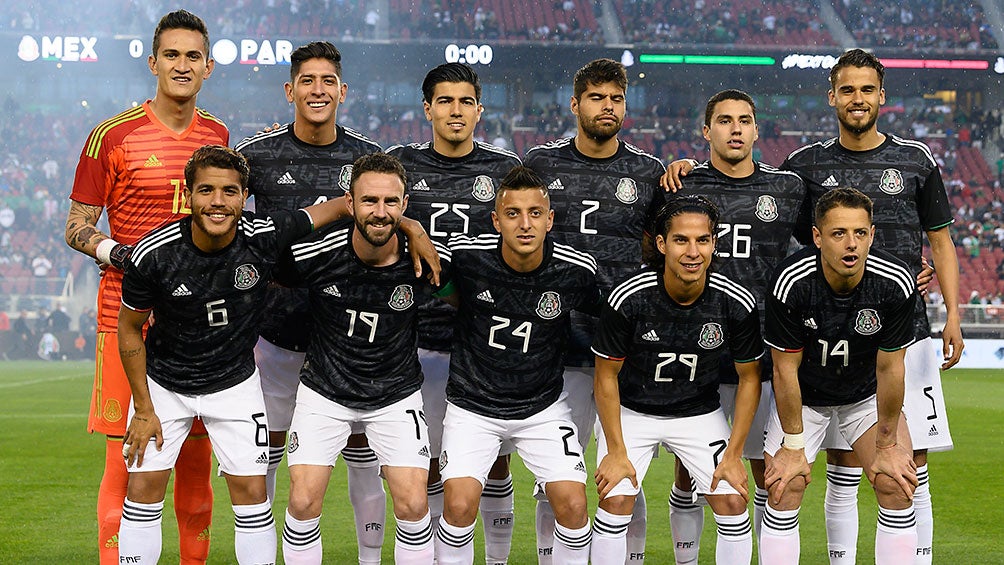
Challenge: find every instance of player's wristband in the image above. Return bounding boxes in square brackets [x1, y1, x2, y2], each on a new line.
[782, 432, 806, 450]
[95, 238, 119, 265]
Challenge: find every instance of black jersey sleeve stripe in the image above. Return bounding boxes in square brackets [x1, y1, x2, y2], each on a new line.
[773, 256, 816, 303]
[708, 273, 756, 313]
[131, 225, 183, 266]
[590, 347, 626, 361]
[475, 140, 522, 162]
[120, 299, 152, 313]
[233, 124, 290, 152]
[866, 255, 915, 298]
[290, 228, 350, 261]
[890, 135, 938, 167]
[553, 243, 598, 273]
[764, 338, 802, 352]
[608, 271, 659, 310]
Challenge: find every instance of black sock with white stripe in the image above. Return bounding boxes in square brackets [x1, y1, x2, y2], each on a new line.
[394, 511, 435, 564]
[282, 509, 321, 564]
[876, 504, 917, 562]
[714, 512, 753, 565]
[118, 498, 164, 564]
[233, 501, 276, 564]
[553, 520, 591, 563]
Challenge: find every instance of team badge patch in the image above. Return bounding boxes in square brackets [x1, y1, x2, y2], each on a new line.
[536, 291, 562, 319]
[854, 309, 882, 335]
[698, 322, 724, 349]
[755, 194, 779, 222]
[234, 264, 260, 290]
[472, 175, 496, 202]
[339, 164, 353, 192]
[288, 432, 299, 453]
[879, 168, 904, 195]
[388, 284, 415, 311]
[439, 451, 448, 472]
[104, 399, 123, 422]
[615, 177, 638, 204]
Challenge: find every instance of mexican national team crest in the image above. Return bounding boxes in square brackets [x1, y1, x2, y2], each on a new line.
[388, 284, 415, 311]
[287, 432, 299, 453]
[755, 194, 779, 222]
[615, 177, 638, 204]
[536, 291, 562, 319]
[879, 168, 904, 195]
[854, 309, 882, 335]
[472, 175, 496, 202]
[338, 164, 353, 192]
[698, 322, 724, 349]
[234, 264, 260, 290]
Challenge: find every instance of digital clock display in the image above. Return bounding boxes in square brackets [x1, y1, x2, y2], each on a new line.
[445, 43, 493, 65]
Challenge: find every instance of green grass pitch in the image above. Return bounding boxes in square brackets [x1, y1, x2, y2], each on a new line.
[1, 361, 1000, 563]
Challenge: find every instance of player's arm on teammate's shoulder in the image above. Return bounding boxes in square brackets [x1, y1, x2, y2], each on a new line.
[714, 359, 761, 501]
[926, 226, 964, 368]
[117, 304, 161, 468]
[872, 347, 917, 499]
[765, 347, 811, 503]
[658, 158, 698, 192]
[593, 355, 637, 499]
[65, 201, 133, 271]
[400, 217, 442, 286]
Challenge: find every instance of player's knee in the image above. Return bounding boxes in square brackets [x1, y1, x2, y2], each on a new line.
[872, 474, 914, 507]
[394, 496, 430, 522]
[287, 485, 324, 518]
[598, 494, 635, 516]
[551, 493, 588, 528]
[716, 494, 749, 515]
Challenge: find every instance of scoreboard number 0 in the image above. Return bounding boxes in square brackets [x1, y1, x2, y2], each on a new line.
[445, 43, 493, 65]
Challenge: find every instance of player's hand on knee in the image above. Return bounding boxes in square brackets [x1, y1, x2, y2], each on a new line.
[595, 453, 637, 499]
[765, 447, 810, 504]
[123, 411, 163, 468]
[870, 443, 918, 501]
[712, 455, 750, 503]
[659, 159, 697, 192]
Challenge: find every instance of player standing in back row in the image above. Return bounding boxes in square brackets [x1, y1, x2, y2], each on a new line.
[523, 57, 666, 564]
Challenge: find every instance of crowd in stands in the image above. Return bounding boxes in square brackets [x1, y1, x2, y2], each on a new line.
[389, 0, 603, 43]
[836, 0, 998, 51]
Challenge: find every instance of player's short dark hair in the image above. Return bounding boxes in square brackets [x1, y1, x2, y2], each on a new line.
[349, 153, 407, 195]
[704, 89, 756, 127]
[646, 196, 720, 268]
[152, 10, 210, 58]
[422, 63, 481, 103]
[290, 41, 342, 81]
[496, 166, 548, 203]
[573, 58, 627, 99]
[829, 48, 885, 89]
[184, 145, 250, 189]
[814, 187, 873, 225]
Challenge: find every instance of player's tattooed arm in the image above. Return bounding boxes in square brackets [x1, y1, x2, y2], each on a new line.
[64, 201, 108, 257]
[118, 304, 160, 468]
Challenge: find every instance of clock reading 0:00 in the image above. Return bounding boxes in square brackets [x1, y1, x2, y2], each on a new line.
[444, 44, 493, 65]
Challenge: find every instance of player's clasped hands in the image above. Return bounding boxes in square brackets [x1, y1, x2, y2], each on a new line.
[711, 455, 750, 503]
[122, 410, 164, 468]
[870, 443, 919, 501]
[594, 452, 638, 500]
[764, 445, 812, 505]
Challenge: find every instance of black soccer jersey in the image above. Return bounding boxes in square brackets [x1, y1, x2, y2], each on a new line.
[682, 161, 808, 383]
[444, 234, 601, 420]
[523, 138, 667, 366]
[781, 135, 953, 341]
[122, 210, 312, 394]
[235, 123, 382, 351]
[765, 246, 917, 406]
[592, 269, 763, 417]
[280, 220, 443, 410]
[387, 141, 521, 352]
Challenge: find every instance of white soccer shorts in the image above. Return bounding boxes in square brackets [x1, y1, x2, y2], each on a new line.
[902, 337, 954, 452]
[563, 366, 596, 453]
[419, 348, 450, 457]
[254, 337, 304, 432]
[719, 381, 773, 460]
[764, 395, 879, 463]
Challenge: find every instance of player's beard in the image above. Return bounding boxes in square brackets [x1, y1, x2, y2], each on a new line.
[357, 216, 399, 247]
[838, 106, 879, 136]
[580, 113, 622, 143]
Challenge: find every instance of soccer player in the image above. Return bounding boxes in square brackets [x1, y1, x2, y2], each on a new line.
[65, 10, 224, 563]
[522, 58, 666, 563]
[435, 166, 599, 565]
[235, 41, 414, 563]
[592, 195, 762, 565]
[387, 62, 522, 563]
[278, 153, 438, 564]
[665, 90, 807, 562]
[116, 145, 351, 564]
[760, 187, 919, 564]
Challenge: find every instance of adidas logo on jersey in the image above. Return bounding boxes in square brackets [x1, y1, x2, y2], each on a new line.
[477, 290, 495, 304]
[172, 284, 192, 297]
[418, 446, 430, 458]
[143, 154, 163, 167]
[642, 330, 659, 342]
[574, 461, 586, 473]
[322, 284, 342, 297]
[255, 452, 268, 465]
[412, 179, 430, 191]
[548, 179, 565, 191]
[822, 175, 839, 187]
[804, 318, 818, 329]
[928, 424, 938, 437]
[276, 172, 296, 185]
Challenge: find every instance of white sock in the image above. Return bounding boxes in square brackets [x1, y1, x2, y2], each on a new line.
[435, 518, 476, 565]
[760, 505, 800, 564]
[553, 520, 591, 564]
[753, 487, 768, 540]
[344, 447, 386, 565]
[118, 498, 163, 564]
[281, 509, 322, 564]
[714, 512, 753, 565]
[266, 444, 285, 503]
[481, 474, 515, 564]
[626, 488, 647, 562]
[824, 464, 861, 564]
[875, 505, 917, 565]
[536, 498, 556, 564]
[591, 508, 631, 563]
[395, 511, 435, 564]
[914, 465, 933, 564]
[669, 484, 702, 565]
[233, 501, 276, 565]
[428, 480, 444, 535]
